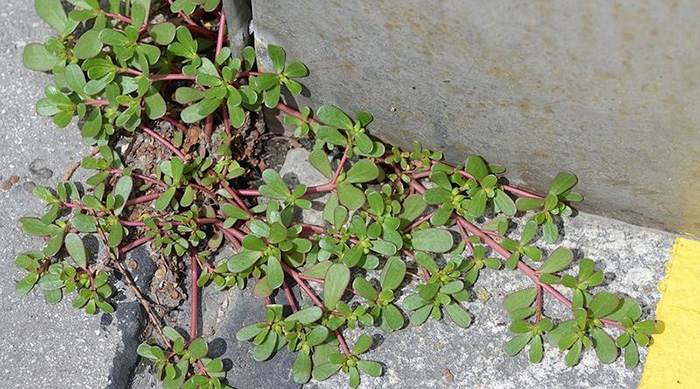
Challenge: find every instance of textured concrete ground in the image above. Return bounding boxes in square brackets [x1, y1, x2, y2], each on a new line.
[0, 2, 677, 388]
[0, 1, 147, 388]
[278, 149, 675, 389]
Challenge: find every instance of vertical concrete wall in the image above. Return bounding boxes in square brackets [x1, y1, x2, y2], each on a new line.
[247, 0, 700, 235]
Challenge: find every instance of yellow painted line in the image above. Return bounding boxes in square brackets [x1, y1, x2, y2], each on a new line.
[639, 237, 700, 388]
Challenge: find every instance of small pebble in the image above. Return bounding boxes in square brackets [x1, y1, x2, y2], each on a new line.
[1, 181, 12, 190]
[127, 260, 138, 270]
[9, 175, 19, 183]
[475, 285, 492, 304]
[154, 269, 165, 279]
[169, 289, 180, 300]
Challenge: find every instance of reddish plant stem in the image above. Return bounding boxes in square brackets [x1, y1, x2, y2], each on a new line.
[103, 11, 131, 23]
[86, 99, 110, 107]
[281, 263, 324, 308]
[179, 23, 217, 40]
[331, 148, 349, 183]
[280, 262, 351, 355]
[204, 115, 214, 138]
[119, 218, 219, 227]
[456, 219, 474, 256]
[402, 250, 431, 281]
[215, 8, 226, 57]
[403, 210, 436, 232]
[275, 102, 323, 125]
[118, 235, 153, 254]
[428, 160, 543, 200]
[125, 192, 161, 206]
[221, 104, 231, 135]
[237, 182, 336, 197]
[535, 284, 543, 323]
[190, 253, 199, 341]
[223, 184, 250, 213]
[150, 73, 197, 82]
[404, 170, 622, 328]
[457, 216, 622, 328]
[216, 225, 241, 249]
[191, 183, 217, 199]
[118, 67, 143, 76]
[161, 115, 189, 132]
[139, 125, 186, 159]
[235, 71, 261, 78]
[223, 226, 247, 241]
[109, 169, 167, 188]
[281, 279, 298, 313]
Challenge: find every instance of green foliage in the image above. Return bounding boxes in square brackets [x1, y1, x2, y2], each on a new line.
[17, 2, 654, 388]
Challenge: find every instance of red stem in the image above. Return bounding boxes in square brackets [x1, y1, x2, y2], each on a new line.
[150, 73, 197, 82]
[535, 284, 543, 323]
[109, 169, 167, 188]
[161, 116, 189, 132]
[236, 182, 336, 197]
[280, 263, 351, 356]
[118, 235, 153, 254]
[204, 115, 214, 138]
[223, 185, 250, 213]
[190, 253, 199, 341]
[103, 11, 131, 24]
[125, 192, 161, 206]
[221, 104, 231, 135]
[331, 148, 349, 183]
[404, 170, 621, 328]
[139, 125, 186, 159]
[215, 8, 226, 57]
[281, 279, 298, 313]
[403, 210, 436, 232]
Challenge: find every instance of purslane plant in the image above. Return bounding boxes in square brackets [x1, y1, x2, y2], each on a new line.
[17, 1, 656, 388]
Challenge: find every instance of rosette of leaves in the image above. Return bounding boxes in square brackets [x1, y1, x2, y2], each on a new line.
[501, 220, 542, 269]
[403, 250, 472, 328]
[561, 258, 605, 308]
[155, 157, 192, 212]
[138, 327, 229, 389]
[227, 206, 312, 294]
[312, 334, 383, 388]
[250, 44, 308, 108]
[548, 292, 652, 366]
[314, 106, 385, 157]
[237, 305, 331, 384]
[257, 169, 312, 211]
[502, 287, 553, 363]
[284, 106, 315, 137]
[334, 159, 380, 211]
[361, 186, 404, 249]
[16, 188, 115, 312]
[176, 46, 262, 126]
[384, 141, 443, 171]
[351, 256, 407, 332]
[463, 244, 502, 285]
[463, 155, 515, 218]
[22, 0, 99, 72]
[515, 172, 583, 243]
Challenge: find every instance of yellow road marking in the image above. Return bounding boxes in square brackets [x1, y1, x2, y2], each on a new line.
[639, 237, 700, 388]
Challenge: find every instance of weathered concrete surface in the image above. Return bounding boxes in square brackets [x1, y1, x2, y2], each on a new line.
[281, 148, 674, 389]
[0, 1, 146, 387]
[251, 0, 700, 235]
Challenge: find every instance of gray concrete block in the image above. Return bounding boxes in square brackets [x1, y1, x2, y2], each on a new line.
[251, 0, 700, 235]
